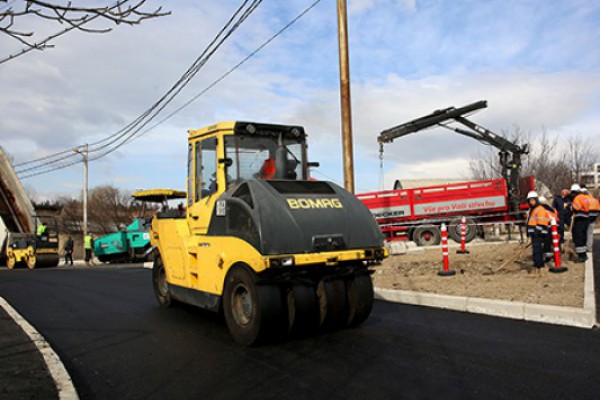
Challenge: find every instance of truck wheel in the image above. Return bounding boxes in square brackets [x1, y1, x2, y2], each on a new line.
[413, 225, 441, 246]
[347, 272, 374, 327]
[223, 265, 287, 346]
[448, 217, 477, 243]
[152, 254, 172, 307]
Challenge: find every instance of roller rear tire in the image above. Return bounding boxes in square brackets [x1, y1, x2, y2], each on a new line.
[288, 283, 319, 336]
[317, 278, 349, 331]
[347, 272, 374, 327]
[6, 254, 16, 269]
[152, 254, 172, 307]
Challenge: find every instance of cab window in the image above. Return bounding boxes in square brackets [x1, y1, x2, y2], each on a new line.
[199, 138, 217, 199]
[224, 135, 305, 187]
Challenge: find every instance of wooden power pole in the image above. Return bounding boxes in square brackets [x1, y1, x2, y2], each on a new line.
[336, 0, 355, 193]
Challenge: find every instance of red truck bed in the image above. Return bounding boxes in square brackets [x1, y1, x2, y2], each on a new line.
[357, 179, 508, 223]
[356, 178, 524, 242]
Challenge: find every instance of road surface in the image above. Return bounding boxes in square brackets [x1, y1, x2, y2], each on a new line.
[0, 241, 599, 400]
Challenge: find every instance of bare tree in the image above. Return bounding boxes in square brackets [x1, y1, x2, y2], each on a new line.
[469, 125, 532, 180]
[565, 134, 597, 183]
[57, 184, 142, 234]
[469, 126, 577, 195]
[0, 0, 169, 64]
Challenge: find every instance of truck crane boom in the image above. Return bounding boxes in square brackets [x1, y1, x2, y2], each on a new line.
[377, 100, 529, 215]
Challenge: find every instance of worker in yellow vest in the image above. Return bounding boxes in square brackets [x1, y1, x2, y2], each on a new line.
[84, 234, 94, 265]
[36, 222, 47, 239]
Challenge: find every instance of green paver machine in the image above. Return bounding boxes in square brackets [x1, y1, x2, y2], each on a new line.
[94, 189, 186, 263]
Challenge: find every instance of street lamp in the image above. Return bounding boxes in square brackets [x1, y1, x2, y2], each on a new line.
[73, 144, 89, 248]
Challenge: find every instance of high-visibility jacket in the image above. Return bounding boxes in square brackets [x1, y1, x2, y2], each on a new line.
[259, 158, 276, 180]
[542, 204, 558, 223]
[84, 235, 93, 250]
[527, 204, 551, 235]
[572, 193, 589, 219]
[36, 224, 47, 235]
[588, 195, 600, 218]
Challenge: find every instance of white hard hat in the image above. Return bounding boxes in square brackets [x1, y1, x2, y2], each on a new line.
[571, 183, 581, 191]
[539, 196, 548, 203]
[527, 191, 539, 199]
[582, 187, 589, 193]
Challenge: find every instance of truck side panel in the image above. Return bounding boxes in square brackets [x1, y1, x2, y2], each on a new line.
[358, 179, 508, 224]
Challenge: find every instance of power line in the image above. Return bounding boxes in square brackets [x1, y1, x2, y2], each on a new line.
[18, 0, 263, 177]
[124, 0, 323, 147]
[19, 0, 324, 178]
[16, 0, 257, 170]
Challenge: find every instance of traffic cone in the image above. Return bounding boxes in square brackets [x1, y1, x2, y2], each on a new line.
[456, 216, 470, 254]
[438, 224, 456, 277]
[549, 218, 567, 274]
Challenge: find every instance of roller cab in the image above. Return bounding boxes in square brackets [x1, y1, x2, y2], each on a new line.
[151, 122, 386, 345]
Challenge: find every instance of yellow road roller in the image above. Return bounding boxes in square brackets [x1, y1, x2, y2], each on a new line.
[5, 216, 59, 269]
[151, 122, 386, 345]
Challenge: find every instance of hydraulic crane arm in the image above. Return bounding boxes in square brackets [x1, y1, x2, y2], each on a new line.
[377, 100, 528, 156]
[378, 100, 487, 144]
[377, 100, 530, 214]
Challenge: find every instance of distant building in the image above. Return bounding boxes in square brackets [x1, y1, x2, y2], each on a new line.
[581, 163, 600, 190]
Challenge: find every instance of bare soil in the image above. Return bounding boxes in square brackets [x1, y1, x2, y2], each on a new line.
[373, 241, 585, 308]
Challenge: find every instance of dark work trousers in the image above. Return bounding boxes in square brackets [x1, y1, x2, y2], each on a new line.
[572, 217, 589, 259]
[557, 220, 565, 245]
[85, 249, 92, 263]
[64, 251, 73, 265]
[532, 233, 545, 268]
[543, 233, 553, 259]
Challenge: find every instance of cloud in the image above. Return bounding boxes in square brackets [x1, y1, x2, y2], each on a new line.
[2, 1, 599, 198]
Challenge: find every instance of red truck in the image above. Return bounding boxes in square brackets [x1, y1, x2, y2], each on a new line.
[357, 177, 534, 245]
[361, 100, 533, 246]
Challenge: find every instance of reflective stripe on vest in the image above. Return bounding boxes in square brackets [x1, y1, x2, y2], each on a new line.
[84, 235, 92, 249]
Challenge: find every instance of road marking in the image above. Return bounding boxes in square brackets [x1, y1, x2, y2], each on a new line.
[0, 296, 79, 400]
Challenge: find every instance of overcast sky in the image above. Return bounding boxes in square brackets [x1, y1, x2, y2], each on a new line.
[1, 0, 599, 199]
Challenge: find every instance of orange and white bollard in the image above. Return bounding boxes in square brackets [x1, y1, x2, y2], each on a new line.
[456, 216, 470, 254]
[438, 223, 456, 276]
[549, 217, 568, 274]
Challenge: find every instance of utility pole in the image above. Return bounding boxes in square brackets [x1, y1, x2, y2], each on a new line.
[73, 144, 89, 247]
[337, 0, 355, 193]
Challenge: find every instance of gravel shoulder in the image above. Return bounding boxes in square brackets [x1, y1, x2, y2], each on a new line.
[373, 241, 585, 308]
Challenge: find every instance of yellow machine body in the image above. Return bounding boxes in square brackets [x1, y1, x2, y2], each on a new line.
[150, 121, 386, 345]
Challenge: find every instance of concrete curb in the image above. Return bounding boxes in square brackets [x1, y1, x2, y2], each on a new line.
[375, 250, 596, 329]
[0, 297, 79, 400]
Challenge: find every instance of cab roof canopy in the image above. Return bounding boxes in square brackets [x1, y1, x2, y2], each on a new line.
[132, 189, 186, 203]
[188, 121, 306, 140]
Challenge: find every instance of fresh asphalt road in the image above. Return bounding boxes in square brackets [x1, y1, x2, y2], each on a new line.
[0, 240, 599, 400]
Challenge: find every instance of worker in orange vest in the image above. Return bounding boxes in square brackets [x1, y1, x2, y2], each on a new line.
[259, 157, 276, 180]
[526, 191, 551, 269]
[570, 184, 589, 262]
[582, 186, 599, 253]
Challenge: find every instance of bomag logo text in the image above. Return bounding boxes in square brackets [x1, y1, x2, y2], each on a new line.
[287, 198, 343, 209]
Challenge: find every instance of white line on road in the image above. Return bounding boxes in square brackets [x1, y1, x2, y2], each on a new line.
[0, 296, 79, 400]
